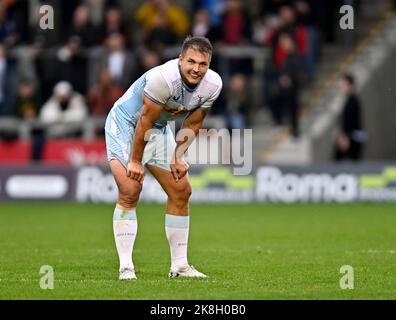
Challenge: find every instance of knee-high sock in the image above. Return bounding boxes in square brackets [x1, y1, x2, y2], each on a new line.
[113, 207, 137, 270]
[165, 214, 189, 271]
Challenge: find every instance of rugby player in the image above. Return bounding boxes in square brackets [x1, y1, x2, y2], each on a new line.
[104, 36, 222, 280]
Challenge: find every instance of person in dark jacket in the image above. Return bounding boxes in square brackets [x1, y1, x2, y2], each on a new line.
[272, 33, 303, 137]
[333, 74, 366, 161]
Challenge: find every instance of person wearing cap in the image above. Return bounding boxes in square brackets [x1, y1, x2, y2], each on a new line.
[39, 81, 88, 137]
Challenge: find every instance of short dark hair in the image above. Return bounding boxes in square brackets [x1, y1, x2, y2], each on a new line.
[342, 73, 355, 86]
[181, 36, 213, 56]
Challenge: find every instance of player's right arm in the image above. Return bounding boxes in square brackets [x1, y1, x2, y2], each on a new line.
[127, 95, 163, 183]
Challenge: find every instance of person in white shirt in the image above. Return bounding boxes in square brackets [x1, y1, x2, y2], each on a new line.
[40, 81, 88, 137]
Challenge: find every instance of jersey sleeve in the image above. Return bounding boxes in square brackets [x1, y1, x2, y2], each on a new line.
[143, 69, 172, 105]
[201, 75, 223, 109]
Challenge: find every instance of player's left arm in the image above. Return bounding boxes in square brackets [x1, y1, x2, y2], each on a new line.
[171, 107, 207, 182]
[171, 75, 222, 182]
[175, 75, 223, 162]
[176, 107, 207, 157]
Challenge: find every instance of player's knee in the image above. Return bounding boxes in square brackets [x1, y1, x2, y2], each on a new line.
[183, 185, 192, 201]
[118, 182, 142, 207]
[118, 192, 140, 208]
[170, 183, 192, 203]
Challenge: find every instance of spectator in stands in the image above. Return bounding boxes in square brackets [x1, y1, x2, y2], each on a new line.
[0, 2, 20, 48]
[58, 0, 81, 35]
[13, 79, 40, 120]
[12, 77, 44, 161]
[267, 4, 310, 83]
[224, 73, 249, 130]
[261, 0, 293, 16]
[136, 49, 161, 75]
[143, 11, 177, 52]
[191, 9, 211, 37]
[0, 43, 8, 114]
[97, 32, 135, 89]
[135, 0, 190, 41]
[68, 4, 98, 47]
[87, 67, 123, 117]
[271, 33, 303, 137]
[269, 4, 312, 74]
[220, 0, 252, 46]
[252, 11, 281, 47]
[218, 0, 253, 75]
[294, 0, 318, 77]
[43, 36, 88, 101]
[255, 2, 308, 52]
[193, 0, 226, 26]
[39, 81, 88, 138]
[272, 5, 297, 66]
[99, 6, 130, 46]
[0, 43, 16, 116]
[83, 0, 108, 28]
[333, 74, 366, 161]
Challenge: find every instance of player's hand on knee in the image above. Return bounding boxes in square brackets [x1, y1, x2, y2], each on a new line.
[127, 160, 145, 184]
[171, 160, 189, 182]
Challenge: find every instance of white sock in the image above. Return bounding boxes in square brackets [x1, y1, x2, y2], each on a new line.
[113, 207, 137, 271]
[165, 214, 190, 271]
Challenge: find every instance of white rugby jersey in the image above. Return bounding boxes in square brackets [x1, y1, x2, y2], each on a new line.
[111, 58, 222, 129]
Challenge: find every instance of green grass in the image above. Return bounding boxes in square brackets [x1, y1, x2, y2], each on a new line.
[0, 202, 395, 299]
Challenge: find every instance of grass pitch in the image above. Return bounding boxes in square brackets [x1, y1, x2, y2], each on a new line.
[0, 202, 395, 300]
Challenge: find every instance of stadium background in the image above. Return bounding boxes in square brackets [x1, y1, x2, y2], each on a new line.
[0, 0, 395, 300]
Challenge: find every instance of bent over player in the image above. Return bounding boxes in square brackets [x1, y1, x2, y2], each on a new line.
[104, 36, 222, 280]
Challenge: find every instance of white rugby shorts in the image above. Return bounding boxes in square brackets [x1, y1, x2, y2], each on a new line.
[104, 109, 176, 171]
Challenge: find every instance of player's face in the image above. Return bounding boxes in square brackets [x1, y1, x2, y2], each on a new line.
[179, 48, 211, 86]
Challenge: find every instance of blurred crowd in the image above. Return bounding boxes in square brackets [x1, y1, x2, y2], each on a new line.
[0, 0, 350, 145]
